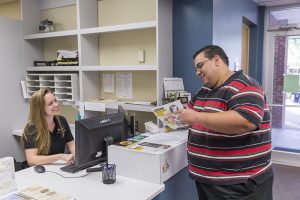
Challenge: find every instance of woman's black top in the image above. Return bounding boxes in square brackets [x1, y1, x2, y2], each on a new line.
[23, 116, 74, 155]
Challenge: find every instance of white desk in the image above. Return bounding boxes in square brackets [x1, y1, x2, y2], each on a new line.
[108, 130, 189, 184]
[15, 164, 164, 200]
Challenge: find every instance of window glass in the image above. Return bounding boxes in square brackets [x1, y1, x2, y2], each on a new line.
[269, 7, 300, 27]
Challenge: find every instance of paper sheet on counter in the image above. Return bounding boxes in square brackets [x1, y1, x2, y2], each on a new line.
[142, 133, 186, 146]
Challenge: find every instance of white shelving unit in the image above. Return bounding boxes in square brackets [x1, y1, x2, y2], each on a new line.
[79, 21, 156, 35]
[21, 0, 173, 117]
[26, 73, 79, 102]
[24, 29, 77, 39]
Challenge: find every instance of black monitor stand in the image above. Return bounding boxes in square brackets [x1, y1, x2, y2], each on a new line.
[86, 136, 114, 173]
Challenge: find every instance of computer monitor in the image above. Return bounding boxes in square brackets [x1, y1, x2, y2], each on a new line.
[75, 113, 128, 166]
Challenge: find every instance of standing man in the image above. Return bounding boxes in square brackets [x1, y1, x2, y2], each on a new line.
[178, 45, 273, 200]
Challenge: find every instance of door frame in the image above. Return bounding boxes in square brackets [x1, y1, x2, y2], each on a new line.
[242, 22, 250, 74]
[263, 6, 300, 167]
[262, 4, 300, 167]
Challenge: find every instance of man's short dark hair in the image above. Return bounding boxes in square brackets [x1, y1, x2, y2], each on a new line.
[193, 45, 229, 66]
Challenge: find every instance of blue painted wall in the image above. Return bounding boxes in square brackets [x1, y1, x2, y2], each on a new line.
[213, 0, 259, 70]
[255, 6, 265, 84]
[153, 167, 198, 200]
[173, 0, 213, 95]
[173, 0, 264, 94]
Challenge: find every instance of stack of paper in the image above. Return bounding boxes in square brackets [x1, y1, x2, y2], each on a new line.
[0, 157, 17, 197]
[18, 185, 74, 200]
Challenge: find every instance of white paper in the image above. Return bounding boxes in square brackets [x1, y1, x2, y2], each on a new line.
[84, 101, 106, 112]
[163, 78, 184, 91]
[20, 81, 29, 99]
[128, 142, 171, 154]
[125, 101, 152, 106]
[0, 165, 17, 196]
[19, 185, 74, 200]
[142, 133, 186, 146]
[116, 72, 132, 99]
[103, 73, 114, 93]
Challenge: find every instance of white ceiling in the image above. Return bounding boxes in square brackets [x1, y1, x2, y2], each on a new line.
[255, 0, 300, 7]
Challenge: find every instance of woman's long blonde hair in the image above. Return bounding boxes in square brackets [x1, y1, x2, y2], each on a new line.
[22, 89, 64, 155]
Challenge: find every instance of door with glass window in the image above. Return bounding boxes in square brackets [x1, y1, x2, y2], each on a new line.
[264, 7, 300, 164]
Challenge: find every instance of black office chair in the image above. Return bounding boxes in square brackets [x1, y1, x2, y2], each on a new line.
[14, 158, 29, 172]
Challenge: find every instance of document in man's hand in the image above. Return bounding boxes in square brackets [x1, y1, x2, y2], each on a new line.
[152, 100, 187, 129]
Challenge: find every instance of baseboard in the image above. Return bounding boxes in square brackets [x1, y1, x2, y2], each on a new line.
[272, 150, 300, 167]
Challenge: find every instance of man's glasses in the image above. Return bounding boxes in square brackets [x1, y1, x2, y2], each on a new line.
[195, 59, 210, 71]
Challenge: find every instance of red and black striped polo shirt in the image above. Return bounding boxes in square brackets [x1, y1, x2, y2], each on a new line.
[186, 70, 273, 185]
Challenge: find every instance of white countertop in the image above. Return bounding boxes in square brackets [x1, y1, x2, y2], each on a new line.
[15, 164, 164, 200]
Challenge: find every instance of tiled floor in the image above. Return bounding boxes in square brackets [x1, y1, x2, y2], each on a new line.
[273, 163, 300, 200]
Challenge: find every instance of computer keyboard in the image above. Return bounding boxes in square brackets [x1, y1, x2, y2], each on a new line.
[60, 158, 105, 173]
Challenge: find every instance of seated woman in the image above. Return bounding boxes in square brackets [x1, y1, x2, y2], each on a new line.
[21, 89, 75, 166]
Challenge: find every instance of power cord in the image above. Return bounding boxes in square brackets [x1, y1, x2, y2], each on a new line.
[45, 170, 91, 178]
[44, 162, 107, 178]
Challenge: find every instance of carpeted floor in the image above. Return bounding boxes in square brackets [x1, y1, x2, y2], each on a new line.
[273, 163, 300, 200]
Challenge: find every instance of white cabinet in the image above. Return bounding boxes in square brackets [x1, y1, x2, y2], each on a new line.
[26, 73, 79, 102]
[108, 130, 188, 184]
[21, 0, 172, 114]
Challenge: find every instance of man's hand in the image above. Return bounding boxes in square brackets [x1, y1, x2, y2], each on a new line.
[178, 108, 257, 134]
[177, 108, 200, 125]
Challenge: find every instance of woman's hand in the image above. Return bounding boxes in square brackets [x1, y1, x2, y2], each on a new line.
[60, 154, 75, 165]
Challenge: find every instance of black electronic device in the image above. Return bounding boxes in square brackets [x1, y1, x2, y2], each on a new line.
[39, 19, 55, 32]
[130, 114, 136, 136]
[33, 60, 57, 67]
[34, 165, 46, 173]
[60, 113, 128, 173]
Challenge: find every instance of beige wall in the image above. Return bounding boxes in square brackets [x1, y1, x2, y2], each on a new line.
[42, 5, 77, 31]
[0, 0, 21, 20]
[98, 0, 156, 26]
[44, 36, 78, 60]
[99, 28, 156, 65]
[100, 71, 157, 101]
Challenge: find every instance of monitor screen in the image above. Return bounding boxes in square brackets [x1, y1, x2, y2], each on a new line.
[75, 113, 128, 166]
